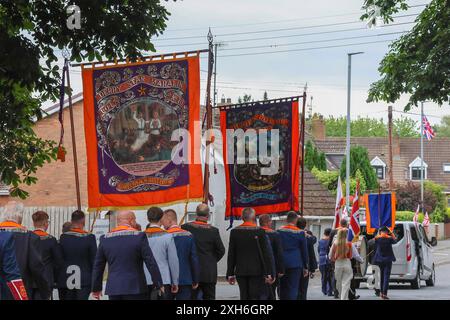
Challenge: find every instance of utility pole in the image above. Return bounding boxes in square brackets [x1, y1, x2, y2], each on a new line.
[345, 52, 363, 211]
[420, 101, 424, 214]
[388, 105, 394, 190]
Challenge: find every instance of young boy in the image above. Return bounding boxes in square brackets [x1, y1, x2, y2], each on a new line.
[318, 228, 333, 296]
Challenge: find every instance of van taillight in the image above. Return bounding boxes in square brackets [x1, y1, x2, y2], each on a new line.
[406, 234, 412, 262]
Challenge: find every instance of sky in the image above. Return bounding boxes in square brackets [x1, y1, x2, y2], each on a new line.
[65, 0, 448, 126]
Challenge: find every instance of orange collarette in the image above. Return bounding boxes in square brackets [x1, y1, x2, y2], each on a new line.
[69, 228, 88, 234]
[192, 220, 208, 225]
[167, 226, 184, 233]
[240, 221, 257, 227]
[0, 221, 26, 230]
[281, 224, 300, 231]
[145, 226, 167, 234]
[261, 226, 273, 232]
[33, 229, 49, 237]
[111, 225, 137, 232]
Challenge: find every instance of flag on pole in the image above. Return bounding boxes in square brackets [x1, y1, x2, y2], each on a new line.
[333, 176, 343, 229]
[422, 116, 435, 141]
[413, 204, 420, 224]
[347, 180, 361, 242]
[422, 211, 430, 227]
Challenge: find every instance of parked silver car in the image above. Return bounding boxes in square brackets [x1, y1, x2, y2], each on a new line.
[355, 221, 436, 289]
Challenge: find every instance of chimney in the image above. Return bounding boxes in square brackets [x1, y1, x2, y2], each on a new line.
[311, 115, 326, 140]
[393, 134, 401, 159]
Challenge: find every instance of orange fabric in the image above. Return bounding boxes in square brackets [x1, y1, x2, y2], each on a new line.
[167, 226, 184, 233]
[281, 224, 301, 231]
[239, 221, 257, 227]
[192, 220, 208, 226]
[111, 225, 137, 232]
[375, 233, 394, 239]
[144, 226, 167, 234]
[0, 221, 26, 230]
[33, 230, 49, 237]
[69, 228, 88, 234]
[82, 56, 203, 211]
[260, 226, 274, 232]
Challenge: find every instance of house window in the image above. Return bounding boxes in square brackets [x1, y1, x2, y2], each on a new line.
[411, 167, 425, 180]
[370, 156, 386, 180]
[444, 163, 450, 173]
[409, 157, 428, 180]
[373, 166, 385, 179]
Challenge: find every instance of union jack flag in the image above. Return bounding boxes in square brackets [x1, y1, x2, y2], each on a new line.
[422, 116, 435, 141]
[347, 181, 361, 242]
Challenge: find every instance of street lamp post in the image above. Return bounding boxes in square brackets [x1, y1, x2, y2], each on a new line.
[346, 52, 364, 213]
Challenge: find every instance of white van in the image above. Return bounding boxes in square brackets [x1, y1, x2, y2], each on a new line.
[355, 221, 436, 289]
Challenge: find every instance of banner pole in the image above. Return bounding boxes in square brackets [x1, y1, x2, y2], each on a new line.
[203, 29, 214, 205]
[65, 59, 82, 211]
[300, 89, 307, 214]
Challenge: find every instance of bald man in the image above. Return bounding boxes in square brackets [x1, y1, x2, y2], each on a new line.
[91, 211, 162, 300]
[182, 204, 225, 300]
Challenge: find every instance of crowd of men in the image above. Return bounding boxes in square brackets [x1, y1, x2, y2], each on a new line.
[1, 199, 373, 301]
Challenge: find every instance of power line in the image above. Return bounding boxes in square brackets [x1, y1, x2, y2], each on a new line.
[155, 21, 415, 48]
[215, 38, 402, 58]
[152, 13, 418, 42]
[219, 31, 407, 52]
[162, 3, 427, 33]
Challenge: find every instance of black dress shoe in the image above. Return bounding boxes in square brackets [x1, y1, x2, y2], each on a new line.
[375, 289, 380, 297]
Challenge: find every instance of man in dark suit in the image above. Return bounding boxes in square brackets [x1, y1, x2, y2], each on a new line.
[0, 231, 29, 300]
[91, 210, 163, 300]
[162, 209, 200, 300]
[259, 214, 284, 300]
[30, 211, 64, 300]
[296, 217, 317, 300]
[0, 201, 49, 300]
[277, 211, 308, 300]
[182, 203, 225, 300]
[58, 210, 97, 300]
[226, 208, 273, 300]
[373, 226, 397, 300]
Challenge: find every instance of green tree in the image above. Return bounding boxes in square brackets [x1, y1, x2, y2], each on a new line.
[318, 152, 327, 171]
[325, 116, 388, 137]
[263, 91, 268, 101]
[340, 146, 378, 191]
[0, 1, 171, 198]
[361, 0, 450, 110]
[304, 140, 315, 171]
[393, 116, 419, 137]
[435, 115, 450, 137]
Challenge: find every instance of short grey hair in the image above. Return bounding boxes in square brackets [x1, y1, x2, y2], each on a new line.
[1, 201, 24, 224]
[241, 207, 255, 221]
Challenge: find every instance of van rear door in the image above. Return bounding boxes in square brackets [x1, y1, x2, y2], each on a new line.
[392, 224, 408, 275]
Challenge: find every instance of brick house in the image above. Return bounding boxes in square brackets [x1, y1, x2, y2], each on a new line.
[309, 117, 450, 205]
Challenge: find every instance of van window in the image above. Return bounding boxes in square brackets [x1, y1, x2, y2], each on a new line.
[393, 224, 404, 241]
[410, 226, 420, 242]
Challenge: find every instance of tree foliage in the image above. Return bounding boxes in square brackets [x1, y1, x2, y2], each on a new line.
[0, 0, 172, 198]
[340, 145, 378, 191]
[361, 0, 450, 110]
[395, 180, 448, 222]
[435, 115, 450, 137]
[305, 140, 326, 171]
[324, 115, 418, 137]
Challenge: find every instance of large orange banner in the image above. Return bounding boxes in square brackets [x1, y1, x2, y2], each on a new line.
[82, 56, 203, 211]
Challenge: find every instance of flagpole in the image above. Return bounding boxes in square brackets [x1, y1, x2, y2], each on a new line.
[420, 101, 424, 215]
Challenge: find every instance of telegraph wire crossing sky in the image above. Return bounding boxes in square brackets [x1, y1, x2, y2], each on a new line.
[52, 0, 447, 125]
